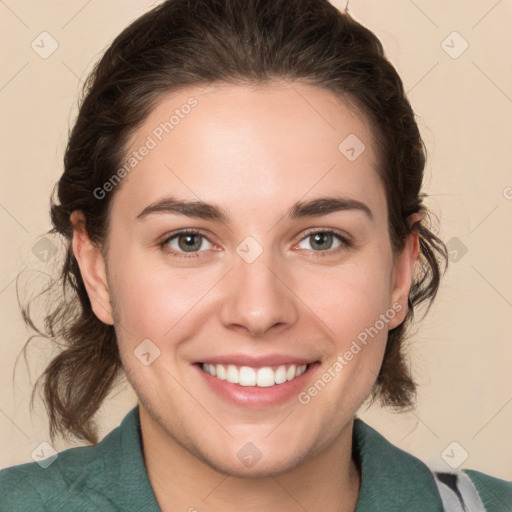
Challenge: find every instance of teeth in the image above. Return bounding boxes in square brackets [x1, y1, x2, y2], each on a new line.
[239, 366, 256, 386]
[216, 364, 226, 380]
[201, 363, 308, 387]
[275, 365, 287, 384]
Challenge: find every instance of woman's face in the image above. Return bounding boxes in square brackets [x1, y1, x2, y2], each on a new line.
[75, 81, 418, 476]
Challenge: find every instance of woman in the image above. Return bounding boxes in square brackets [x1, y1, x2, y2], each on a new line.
[1, 0, 510, 510]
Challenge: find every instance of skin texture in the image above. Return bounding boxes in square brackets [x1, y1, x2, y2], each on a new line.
[71, 81, 420, 511]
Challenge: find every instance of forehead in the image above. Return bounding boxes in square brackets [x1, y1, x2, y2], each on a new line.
[113, 81, 385, 221]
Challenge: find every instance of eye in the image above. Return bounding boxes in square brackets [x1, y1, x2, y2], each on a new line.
[296, 229, 350, 255]
[160, 229, 214, 259]
[159, 228, 351, 260]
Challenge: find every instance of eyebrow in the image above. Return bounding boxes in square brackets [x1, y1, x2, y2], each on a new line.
[135, 195, 374, 223]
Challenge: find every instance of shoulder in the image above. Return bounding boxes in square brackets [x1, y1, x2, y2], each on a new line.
[0, 408, 140, 512]
[463, 468, 512, 511]
[353, 418, 512, 511]
[353, 418, 444, 510]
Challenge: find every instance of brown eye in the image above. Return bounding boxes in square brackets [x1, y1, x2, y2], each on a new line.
[176, 233, 204, 252]
[297, 229, 348, 253]
[160, 230, 214, 259]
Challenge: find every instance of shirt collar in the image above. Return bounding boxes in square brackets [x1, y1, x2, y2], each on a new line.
[113, 405, 161, 511]
[352, 417, 443, 511]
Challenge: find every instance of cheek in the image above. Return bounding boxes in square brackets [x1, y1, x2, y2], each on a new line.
[304, 256, 395, 340]
[109, 254, 224, 344]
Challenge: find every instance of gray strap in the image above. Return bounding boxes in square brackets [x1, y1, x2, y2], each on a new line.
[431, 469, 486, 512]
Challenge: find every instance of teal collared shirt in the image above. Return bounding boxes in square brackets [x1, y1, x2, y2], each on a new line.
[1, 406, 510, 511]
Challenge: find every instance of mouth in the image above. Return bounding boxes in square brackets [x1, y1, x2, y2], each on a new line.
[193, 354, 322, 408]
[197, 362, 312, 388]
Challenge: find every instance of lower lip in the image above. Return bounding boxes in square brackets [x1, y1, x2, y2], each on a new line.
[193, 362, 321, 408]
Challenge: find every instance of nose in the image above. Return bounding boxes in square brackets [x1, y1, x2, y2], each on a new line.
[219, 248, 299, 337]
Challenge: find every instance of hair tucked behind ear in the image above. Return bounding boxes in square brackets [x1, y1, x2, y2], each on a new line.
[17, 0, 448, 444]
[17, 228, 123, 443]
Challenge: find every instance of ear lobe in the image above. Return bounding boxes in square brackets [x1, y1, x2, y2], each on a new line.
[70, 210, 114, 325]
[387, 213, 421, 330]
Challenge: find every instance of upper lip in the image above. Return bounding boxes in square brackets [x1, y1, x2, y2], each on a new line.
[196, 354, 317, 368]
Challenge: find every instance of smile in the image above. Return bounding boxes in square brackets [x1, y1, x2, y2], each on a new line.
[200, 363, 309, 387]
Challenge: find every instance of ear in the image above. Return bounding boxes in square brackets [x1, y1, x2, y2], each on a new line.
[70, 210, 114, 325]
[387, 213, 421, 329]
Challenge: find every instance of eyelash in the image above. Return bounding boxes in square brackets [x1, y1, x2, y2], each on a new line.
[158, 228, 352, 260]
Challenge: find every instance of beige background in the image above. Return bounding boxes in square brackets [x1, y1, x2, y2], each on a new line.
[1, 0, 511, 480]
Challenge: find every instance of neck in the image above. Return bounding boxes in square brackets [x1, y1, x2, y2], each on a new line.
[139, 406, 361, 512]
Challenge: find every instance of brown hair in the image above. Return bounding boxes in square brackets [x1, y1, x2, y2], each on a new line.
[18, 0, 448, 444]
